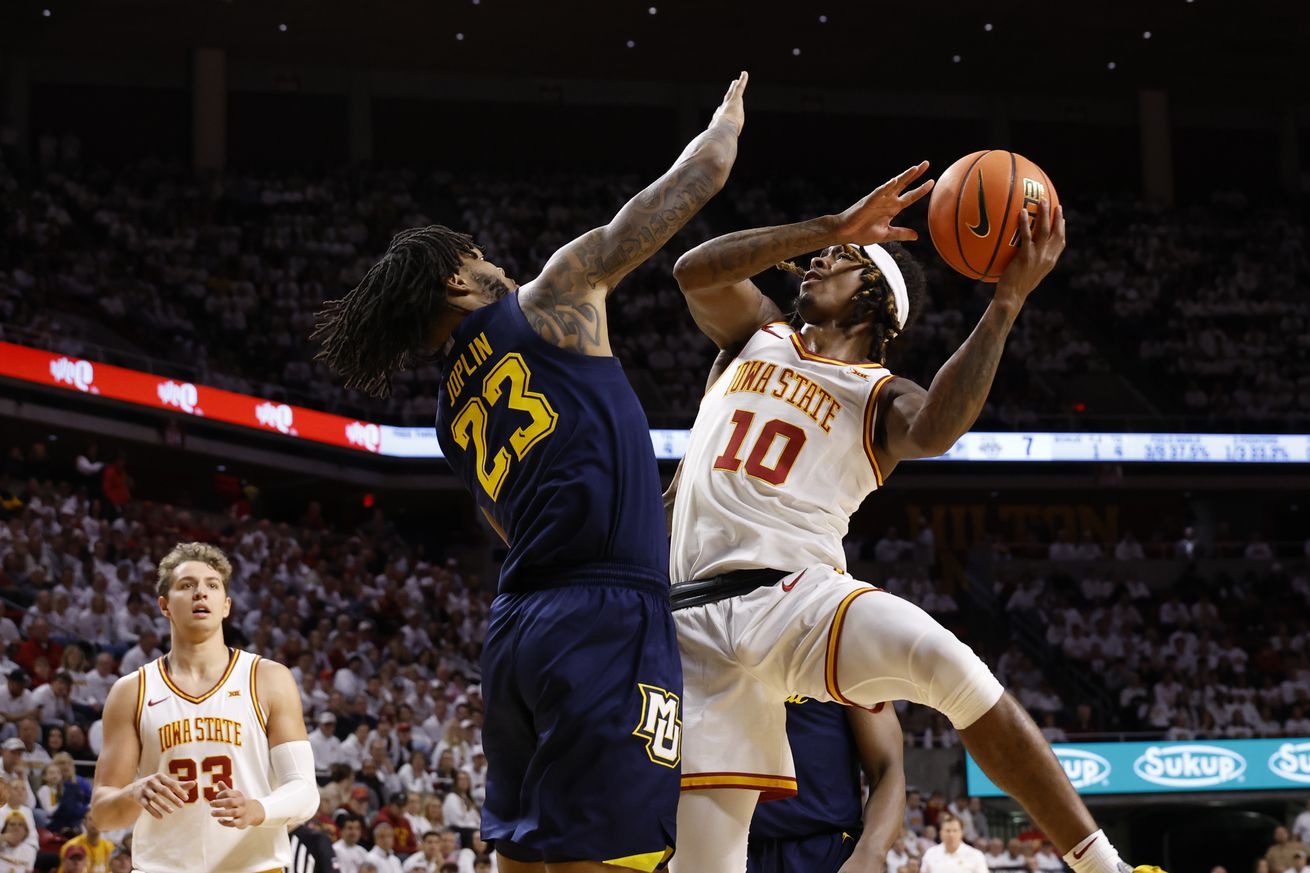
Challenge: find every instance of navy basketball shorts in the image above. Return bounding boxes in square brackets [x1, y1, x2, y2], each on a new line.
[746, 832, 857, 873]
[481, 579, 682, 871]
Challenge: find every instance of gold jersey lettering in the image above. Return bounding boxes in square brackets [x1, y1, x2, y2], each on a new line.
[749, 363, 776, 394]
[158, 718, 194, 753]
[188, 716, 244, 747]
[725, 365, 845, 432]
[726, 360, 765, 396]
[445, 332, 495, 403]
[771, 368, 794, 399]
[819, 397, 843, 433]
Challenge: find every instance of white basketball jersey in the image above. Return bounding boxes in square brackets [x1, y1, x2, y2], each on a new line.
[133, 648, 288, 873]
[671, 323, 894, 582]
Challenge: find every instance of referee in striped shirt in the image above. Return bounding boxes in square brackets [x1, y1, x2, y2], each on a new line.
[287, 824, 340, 873]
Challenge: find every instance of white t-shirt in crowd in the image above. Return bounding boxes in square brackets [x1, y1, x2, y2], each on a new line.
[922, 841, 989, 873]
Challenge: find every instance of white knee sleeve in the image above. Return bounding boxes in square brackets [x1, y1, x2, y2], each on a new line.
[669, 789, 758, 873]
[835, 591, 1004, 729]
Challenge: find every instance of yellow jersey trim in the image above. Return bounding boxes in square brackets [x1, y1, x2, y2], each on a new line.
[789, 332, 886, 368]
[158, 647, 240, 704]
[826, 587, 881, 704]
[862, 374, 896, 486]
[133, 668, 145, 739]
[680, 772, 798, 800]
[602, 847, 674, 873]
[249, 655, 268, 734]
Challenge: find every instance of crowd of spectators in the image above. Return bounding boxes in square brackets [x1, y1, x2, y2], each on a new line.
[1063, 192, 1310, 427]
[2, 425, 1309, 872]
[881, 793, 1074, 872]
[0, 436, 497, 872]
[10, 155, 1306, 431]
[989, 526, 1310, 739]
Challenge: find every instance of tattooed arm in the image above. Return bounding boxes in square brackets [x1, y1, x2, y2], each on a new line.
[877, 200, 1067, 464]
[518, 73, 748, 355]
[673, 162, 933, 349]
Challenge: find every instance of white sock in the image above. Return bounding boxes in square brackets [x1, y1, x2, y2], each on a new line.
[1063, 830, 1127, 873]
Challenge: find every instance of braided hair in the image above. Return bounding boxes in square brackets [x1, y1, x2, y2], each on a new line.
[776, 242, 925, 366]
[312, 225, 479, 398]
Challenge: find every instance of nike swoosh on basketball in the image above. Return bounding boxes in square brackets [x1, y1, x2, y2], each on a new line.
[966, 172, 990, 238]
[1072, 835, 1099, 860]
[781, 570, 808, 592]
[147, 696, 169, 707]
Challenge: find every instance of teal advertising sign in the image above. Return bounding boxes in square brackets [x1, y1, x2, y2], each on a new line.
[966, 739, 1310, 796]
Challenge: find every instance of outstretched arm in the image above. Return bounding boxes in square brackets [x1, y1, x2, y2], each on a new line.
[879, 199, 1066, 460]
[673, 162, 934, 349]
[519, 72, 748, 354]
[839, 704, 906, 873]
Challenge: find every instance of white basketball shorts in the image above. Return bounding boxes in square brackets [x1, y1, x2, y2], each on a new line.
[673, 564, 1004, 797]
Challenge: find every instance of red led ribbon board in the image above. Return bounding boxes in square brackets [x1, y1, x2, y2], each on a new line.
[0, 342, 384, 455]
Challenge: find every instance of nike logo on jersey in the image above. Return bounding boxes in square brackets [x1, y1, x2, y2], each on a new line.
[967, 172, 990, 238]
[147, 696, 169, 707]
[781, 570, 808, 592]
[1072, 835, 1099, 860]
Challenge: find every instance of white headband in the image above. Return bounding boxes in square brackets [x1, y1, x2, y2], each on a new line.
[861, 244, 909, 332]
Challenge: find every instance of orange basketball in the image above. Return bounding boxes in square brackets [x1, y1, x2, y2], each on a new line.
[927, 150, 1059, 283]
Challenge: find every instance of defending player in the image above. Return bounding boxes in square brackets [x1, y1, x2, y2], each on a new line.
[746, 700, 903, 873]
[313, 75, 748, 873]
[91, 542, 318, 873]
[666, 162, 1162, 873]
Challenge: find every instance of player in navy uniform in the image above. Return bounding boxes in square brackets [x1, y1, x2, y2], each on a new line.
[313, 74, 749, 873]
[747, 700, 904, 873]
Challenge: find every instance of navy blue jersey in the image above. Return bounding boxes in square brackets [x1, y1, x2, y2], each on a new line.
[750, 699, 863, 840]
[435, 293, 669, 593]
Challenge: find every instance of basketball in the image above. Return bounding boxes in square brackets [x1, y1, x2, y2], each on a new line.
[927, 150, 1060, 282]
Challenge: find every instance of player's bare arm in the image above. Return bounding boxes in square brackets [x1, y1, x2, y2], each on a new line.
[673, 162, 934, 349]
[877, 198, 1066, 463]
[210, 660, 316, 829]
[91, 674, 196, 829]
[519, 72, 748, 355]
[839, 706, 906, 873]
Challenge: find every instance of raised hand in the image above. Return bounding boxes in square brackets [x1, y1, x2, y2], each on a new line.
[996, 198, 1066, 304]
[710, 71, 749, 135]
[833, 161, 935, 245]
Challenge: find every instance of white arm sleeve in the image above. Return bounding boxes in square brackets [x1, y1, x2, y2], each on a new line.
[256, 740, 318, 828]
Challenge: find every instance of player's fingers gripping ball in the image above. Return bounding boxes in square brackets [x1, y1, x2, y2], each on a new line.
[928, 150, 1059, 282]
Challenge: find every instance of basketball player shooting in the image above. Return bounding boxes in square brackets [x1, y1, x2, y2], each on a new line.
[91, 543, 318, 873]
[665, 162, 1163, 873]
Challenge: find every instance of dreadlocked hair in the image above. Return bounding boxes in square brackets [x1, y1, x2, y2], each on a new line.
[312, 225, 479, 398]
[776, 242, 925, 366]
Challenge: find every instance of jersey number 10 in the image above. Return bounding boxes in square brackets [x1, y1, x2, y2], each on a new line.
[712, 410, 807, 486]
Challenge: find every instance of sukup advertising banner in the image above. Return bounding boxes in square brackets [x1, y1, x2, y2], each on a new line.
[966, 739, 1310, 796]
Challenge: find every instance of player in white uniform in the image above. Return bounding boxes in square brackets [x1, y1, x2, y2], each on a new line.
[666, 162, 1164, 873]
[91, 543, 319, 873]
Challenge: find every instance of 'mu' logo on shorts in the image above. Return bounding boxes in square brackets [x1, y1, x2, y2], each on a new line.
[633, 684, 682, 768]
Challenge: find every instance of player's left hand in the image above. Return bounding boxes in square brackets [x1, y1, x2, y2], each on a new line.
[996, 197, 1065, 305]
[832, 161, 935, 246]
[209, 786, 266, 829]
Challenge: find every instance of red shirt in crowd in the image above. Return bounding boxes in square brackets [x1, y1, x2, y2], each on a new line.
[102, 463, 131, 508]
[16, 638, 62, 676]
[371, 807, 418, 856]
